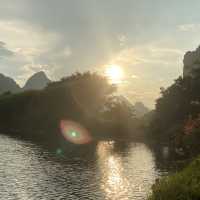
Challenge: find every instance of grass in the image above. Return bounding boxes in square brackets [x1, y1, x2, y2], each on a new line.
[149, 156, 200, 200]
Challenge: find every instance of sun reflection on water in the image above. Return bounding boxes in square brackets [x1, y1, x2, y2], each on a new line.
[96, 141, 129, 200]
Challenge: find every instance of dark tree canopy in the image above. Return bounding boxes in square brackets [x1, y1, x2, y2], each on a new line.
[0, 71, 138, 147]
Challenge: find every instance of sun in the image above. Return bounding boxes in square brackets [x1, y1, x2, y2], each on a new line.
[105, 64, 124, 84]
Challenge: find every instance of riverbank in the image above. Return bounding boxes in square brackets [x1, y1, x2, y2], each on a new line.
[149, 155, 200, 200]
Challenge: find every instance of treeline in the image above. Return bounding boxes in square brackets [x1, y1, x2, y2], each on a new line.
[147, 68, 200, 156]
[148, 68, 200, 200]
[0, 72, 141, 148]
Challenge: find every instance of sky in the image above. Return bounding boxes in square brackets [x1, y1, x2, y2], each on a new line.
[1, 0, 200, 108]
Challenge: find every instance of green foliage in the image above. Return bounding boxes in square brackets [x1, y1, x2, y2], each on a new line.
[182, 127, 200, 155]
[46, 72, 116, 116]
[0, 71, 137, 143]
[148, 68, 200, 199]
[149, 156, 200, 200]
[150, 68, 200, 146]
[97, 96, 139, 139]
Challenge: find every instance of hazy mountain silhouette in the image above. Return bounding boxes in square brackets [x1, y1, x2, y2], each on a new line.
[112, 96, 149, 118]
[0, 73, 20, 94]
[118, 95, 135, 109]
[0, 71, 51, 94]
[23, 71, 51, 91]
[183, 46, 200, 77]
[133, 102, 149, 117]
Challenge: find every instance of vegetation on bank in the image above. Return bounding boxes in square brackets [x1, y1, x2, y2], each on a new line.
[149, 156, 200, 200]
[146, 58, 200, 200]
[0, 71, 142, 148]
[147, 68, 200, 157]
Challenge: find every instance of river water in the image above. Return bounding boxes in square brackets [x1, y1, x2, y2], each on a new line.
[0, 134, 166, 200]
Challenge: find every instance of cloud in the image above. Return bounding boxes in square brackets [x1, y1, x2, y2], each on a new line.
[24, 64, 50, 72]
[117, 34, 127, 47]
[0, 41, 14, 57]
[131, 74, 139, 79]
[0, 19, 71, 85]
[63, 46, 72, 57]
[108, 44, 182, 72]
[103, 44, 184, 108]
[0, 0, 195, 107]
[177, 24, 200, 32]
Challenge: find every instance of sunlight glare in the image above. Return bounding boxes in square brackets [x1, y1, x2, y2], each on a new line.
[97, 142, 129, 200]
[105, 64, 124, 84]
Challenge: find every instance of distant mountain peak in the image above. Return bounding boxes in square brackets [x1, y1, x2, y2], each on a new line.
[23, 71, 51, 90]
[0, 73, 20, 93]
[134, 101, 149, 118]
[32, 71, 46, 76]
[0, 73, 8, 78]
[28, 71, 48, 79]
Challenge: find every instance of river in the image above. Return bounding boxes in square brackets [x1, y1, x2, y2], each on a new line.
[0, 134, 166, 200]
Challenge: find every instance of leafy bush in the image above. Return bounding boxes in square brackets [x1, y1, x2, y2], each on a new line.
[149, 156, 200, 200]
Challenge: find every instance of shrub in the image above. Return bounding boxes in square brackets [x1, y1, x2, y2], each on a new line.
[149, 156, 200, 200]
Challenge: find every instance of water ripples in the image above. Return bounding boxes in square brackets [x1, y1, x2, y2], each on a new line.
[0, 135, 164, 200]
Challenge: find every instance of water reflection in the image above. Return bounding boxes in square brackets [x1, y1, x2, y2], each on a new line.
[97, 142, 129, 200]
[96, 141, 162, 200]
[0, 135, 165, 200]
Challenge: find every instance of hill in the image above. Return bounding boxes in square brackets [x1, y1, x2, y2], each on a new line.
[23, 71, 51, 91]
[0, 73, 20, 94]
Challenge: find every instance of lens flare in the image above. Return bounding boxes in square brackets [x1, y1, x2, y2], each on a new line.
[105, 64, 124, 84]
[60, 120, 92, 144]
[56, 148, 63, 156]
